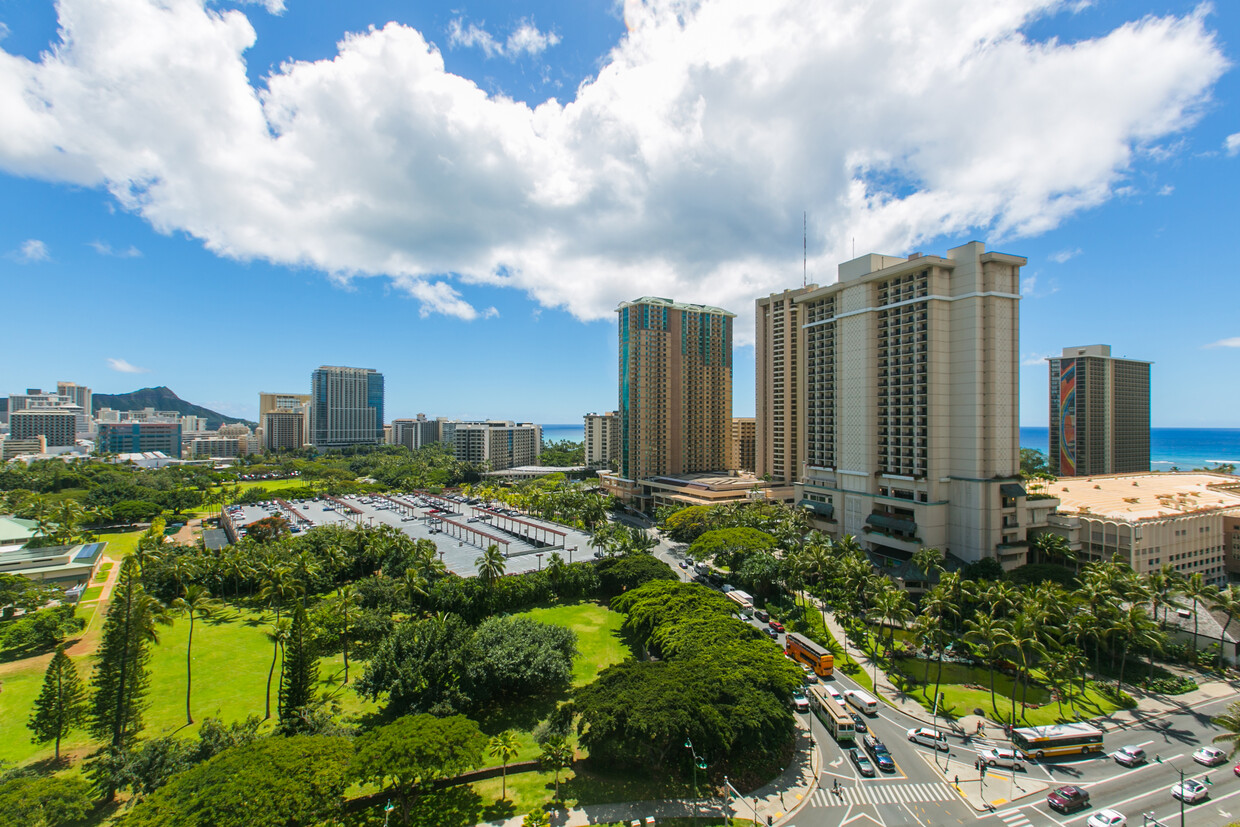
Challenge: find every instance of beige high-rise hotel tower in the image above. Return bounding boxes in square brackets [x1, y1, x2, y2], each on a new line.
[762, 241, 1038, 566]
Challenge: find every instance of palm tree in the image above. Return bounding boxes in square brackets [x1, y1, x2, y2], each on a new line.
[1031, 532, 1077, 574]
[1212, 701, 1240, 757]
[1211, 585, 1240, 670]
[965, 614, 1006, 717]
[334, 583, 361, 684]
[476, 544, 506, 588]
[488, 729, 521, 800]
[171, 585, 219, 725]
[996, 612, 1044, 725]
[545, 552, 567, 590]
[910, 546, 945, 588]
[539, 735, 574, 802]
[1146, 563, 1186, 629]
[259, 566, 303, 621]
[263, 618, 291, 720]
[1181, 573, 1218, 663]
[399, 568, 429, 612]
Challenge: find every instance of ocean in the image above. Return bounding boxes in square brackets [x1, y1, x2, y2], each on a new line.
[1020, 426, 1240, 472]
[541, 423, 1240, 472]
[541, 424, 586, 443]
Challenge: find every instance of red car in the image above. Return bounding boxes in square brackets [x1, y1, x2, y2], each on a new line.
[768, 619, 785, 633]
[1047, 785, 1090, 814]
[1233, 762, 1240, 777]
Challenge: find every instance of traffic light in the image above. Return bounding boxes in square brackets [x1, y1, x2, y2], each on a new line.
[979, 763, 987, 778]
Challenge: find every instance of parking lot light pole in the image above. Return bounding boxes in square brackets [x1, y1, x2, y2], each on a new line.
[684, 738, 707, 825]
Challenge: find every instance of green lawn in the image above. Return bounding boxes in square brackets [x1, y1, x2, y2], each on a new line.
[0, 604, 377, 767]
[95, 529, 143, 559]
[79, 585, 103, 602]
[472, 601, 633, 768]
[518, 601, 631, 688]
[92, 563, 113, 583]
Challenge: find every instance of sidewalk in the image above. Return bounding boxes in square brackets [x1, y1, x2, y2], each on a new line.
[484, 716, 821, 827]
[816, 601, 1240, 738]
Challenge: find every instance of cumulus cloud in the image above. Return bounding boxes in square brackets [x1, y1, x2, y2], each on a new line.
[11, 239, 49, 262]
[1226, 133, 1240, 156]
[90, 240, 143, 257]
[1050, 248, 1082, 263]
[1204, 337, 1240, 349]
[0, 0, 1228, 339]
[107, 357, 149, 373]
[1021, 353, 1053, 366]
[1021, 274, 1058, 299]
[226, 0, 285, 14]
[448, 18, 559, 59]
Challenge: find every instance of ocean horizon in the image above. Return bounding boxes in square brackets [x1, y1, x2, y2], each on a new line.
[541, 423, 1240, 472]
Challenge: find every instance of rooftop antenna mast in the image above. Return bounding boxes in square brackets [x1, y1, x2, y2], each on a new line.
[803, 212, 807, 287]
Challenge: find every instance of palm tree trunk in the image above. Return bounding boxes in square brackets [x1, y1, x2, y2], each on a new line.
[988, 661, 999, 718]
[186, 611, 195, 725]
[265, 641, 278, 720]
[1118, 644, 1129, 692]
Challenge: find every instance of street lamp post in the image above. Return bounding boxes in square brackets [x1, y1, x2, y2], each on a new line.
[536, 552, 544, 571]
[684, 737, 707, 825]
[1155, 755, 1203, 827]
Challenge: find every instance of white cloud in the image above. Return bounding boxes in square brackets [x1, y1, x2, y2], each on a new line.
[1226, 133, 1240, 156]
[15, 239, 48, 261]
[107, 357, 149, 373]
[1050, 248, 1082, 263]
[1204, 337, 1240, 349]
[0, 22, 9, 41]
[224, 0, 285, 14]
[447, 18, 560, 59]
[90, 240, 143, 257]
[1022, 353, 1053, 366]
[12, 239, 49, 262]
[0, 0, 1227, 337]
[1158, 184, 1174, 196]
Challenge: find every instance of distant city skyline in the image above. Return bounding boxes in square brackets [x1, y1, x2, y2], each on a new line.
[1, 0, 1238, 427]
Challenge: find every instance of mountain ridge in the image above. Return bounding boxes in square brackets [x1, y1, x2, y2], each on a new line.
[92, 386, 256, 431]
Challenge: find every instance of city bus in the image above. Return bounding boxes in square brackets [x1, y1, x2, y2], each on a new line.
[785, 632, 834, 678]
[808, 685, 855, 743]
[726, 590, 753, 618]
[1010, 723, 1104, 759]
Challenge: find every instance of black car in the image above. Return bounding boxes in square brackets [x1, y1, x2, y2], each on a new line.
[848, 748, 876, 777]
[850, 713, 868, 733]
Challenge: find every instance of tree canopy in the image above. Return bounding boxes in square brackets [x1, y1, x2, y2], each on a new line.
[688, 527, 778, 570]
[122, 735, 353, 827]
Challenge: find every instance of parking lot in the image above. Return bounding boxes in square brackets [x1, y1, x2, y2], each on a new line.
[225, 491, 594, 578]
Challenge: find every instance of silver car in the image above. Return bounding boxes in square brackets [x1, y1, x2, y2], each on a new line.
[1113, 745, 1146, 767]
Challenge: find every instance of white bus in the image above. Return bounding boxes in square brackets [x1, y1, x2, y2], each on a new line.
[845, 689, 879, 716]
[726, 590, 753, 618]
[809, 685, 855, 743]
[1010, 723, 1104, 759]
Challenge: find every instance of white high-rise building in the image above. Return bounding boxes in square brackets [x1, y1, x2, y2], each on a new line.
[443, 421, 541, 471]
[787, 242, 1034, 567]
[583, 411, 620, 468]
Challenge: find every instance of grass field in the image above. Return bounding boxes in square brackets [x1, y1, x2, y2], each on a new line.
[0, 604, 377, 767]
[95, 529, 143, 559]
[79, 585, 103, 602]
[92, 563, 113, 583]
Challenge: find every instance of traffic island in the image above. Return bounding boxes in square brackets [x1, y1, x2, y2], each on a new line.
[920, 753, 1050, 812]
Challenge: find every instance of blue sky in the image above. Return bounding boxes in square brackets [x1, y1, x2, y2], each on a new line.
[0, 0, 1237, 428]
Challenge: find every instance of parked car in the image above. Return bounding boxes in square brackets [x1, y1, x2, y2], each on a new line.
[848, 748, 876, 778]
[1047, 785, 1091, 813]
[1113, 745, 1146, 767]
[849, 713, 868, 733]
[977, 747, 1024, 771]
[1086, 810, 1128, 827]
[906, 727, 949, 751]
[1172, 778, 1209, 803]
[755, 609, 770, 622]
[768, 619, 785, 633]
[791, 690, 809, 713]
[1193, 746, 1227, 767]
[764, 627, 779, 639]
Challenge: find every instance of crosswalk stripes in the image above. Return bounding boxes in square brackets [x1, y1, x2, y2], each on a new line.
[808, 782, 955, 808]
[996, 809, 1033, 827]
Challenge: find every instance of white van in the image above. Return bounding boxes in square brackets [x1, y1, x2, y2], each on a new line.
[823, 685, 847, 708]
[906, 727, 949, 751]
[845, 689, 879, 716]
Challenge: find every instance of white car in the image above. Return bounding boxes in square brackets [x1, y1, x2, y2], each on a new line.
[1113, 745, 1146, 767]
[977, 747, 1024, 770]
[1086, 810, 1127, 827]
[1192, 746, 1227, 767]
[1171, 778, 1209, 803]
[906, 727, 949, 751]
